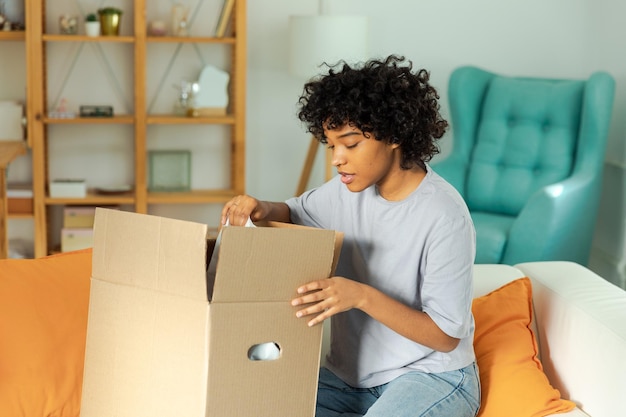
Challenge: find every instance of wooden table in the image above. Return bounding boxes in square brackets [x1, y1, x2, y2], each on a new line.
[0, 141, 27, 258]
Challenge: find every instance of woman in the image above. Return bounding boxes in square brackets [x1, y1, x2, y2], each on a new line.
[222, 55, 479, 417]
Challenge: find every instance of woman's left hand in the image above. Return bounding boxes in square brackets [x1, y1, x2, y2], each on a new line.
[291, 277, 369, 327]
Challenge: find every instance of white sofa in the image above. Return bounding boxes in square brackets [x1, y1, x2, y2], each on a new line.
[321, 261, 626, 417]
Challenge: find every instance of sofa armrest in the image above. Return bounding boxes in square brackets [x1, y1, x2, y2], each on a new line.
[515, 261, 626, 417]
[472, 264, 525, 297]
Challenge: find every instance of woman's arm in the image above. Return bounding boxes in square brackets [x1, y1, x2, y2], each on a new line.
[221, 195, 291, 226]
[291, 277, 460, 353]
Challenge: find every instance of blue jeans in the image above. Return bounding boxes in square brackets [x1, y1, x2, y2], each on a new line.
[316, 363, 481, 417]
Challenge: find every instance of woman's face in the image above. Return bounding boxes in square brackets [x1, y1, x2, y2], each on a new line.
[324, 123, 400, 194]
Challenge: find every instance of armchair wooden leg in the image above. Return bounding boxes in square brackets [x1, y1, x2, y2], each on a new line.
[295, 136, 334, 196]
[296, 136, 320, 196]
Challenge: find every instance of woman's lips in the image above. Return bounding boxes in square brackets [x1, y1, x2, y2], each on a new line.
[339, 172, 355, 184]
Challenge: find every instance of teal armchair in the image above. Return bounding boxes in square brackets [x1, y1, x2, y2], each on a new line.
[433, 66, 615, 265]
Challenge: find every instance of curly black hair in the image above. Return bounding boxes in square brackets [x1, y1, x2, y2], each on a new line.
[297, 55, 448, 170]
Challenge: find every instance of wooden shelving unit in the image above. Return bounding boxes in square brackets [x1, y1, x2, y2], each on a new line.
[25, 0, 246, 257]
[0, 23, 29, 258]
[0, 142, 28, 258]
[0, 31, 26, 41]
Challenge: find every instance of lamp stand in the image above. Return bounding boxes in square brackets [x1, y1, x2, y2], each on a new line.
[295, 136, 333, 196]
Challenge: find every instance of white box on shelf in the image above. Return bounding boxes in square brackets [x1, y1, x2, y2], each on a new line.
[49, 180, 87, 198]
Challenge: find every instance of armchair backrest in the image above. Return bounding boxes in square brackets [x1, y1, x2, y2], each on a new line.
[448, 67, 614, 217]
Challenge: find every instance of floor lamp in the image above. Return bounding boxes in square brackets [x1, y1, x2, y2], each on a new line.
[288, 11, 368, 196]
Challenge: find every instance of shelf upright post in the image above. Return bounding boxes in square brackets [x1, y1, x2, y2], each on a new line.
[134, 0, 148, 214]
[27, 0, 49, 257]
[231, 0, 247, 195]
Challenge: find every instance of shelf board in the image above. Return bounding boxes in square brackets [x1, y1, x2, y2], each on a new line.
[147, 114, 235, 125]
[43, 34, 134, 43]
[44, 115, 135, 124]
[147, 189, 237, 204]
[0, 31, 26, 41]
[147, 36, 235, 44]
[45, 191, 135, 205]
[7, 213, 33, 219]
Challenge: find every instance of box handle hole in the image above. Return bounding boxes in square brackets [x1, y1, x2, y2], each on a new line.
[248, 342, 281, 361]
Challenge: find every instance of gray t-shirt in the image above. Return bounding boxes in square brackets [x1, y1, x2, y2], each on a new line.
[285, 166, 476, 388]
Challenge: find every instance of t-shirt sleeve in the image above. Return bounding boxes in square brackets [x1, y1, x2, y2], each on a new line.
[420, 213, 476, 339]
[285, 177, 340, 229]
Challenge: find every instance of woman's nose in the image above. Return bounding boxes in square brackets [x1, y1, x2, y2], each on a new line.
[331, 148, 345, 167]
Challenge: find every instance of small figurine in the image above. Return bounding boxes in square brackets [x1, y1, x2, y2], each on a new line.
[171, 2, 189, 37]
[49, 98, 76, 119]
[59, 14, 78, 34]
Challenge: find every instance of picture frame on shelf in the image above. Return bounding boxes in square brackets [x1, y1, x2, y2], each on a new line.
[148, 150, 191, 192]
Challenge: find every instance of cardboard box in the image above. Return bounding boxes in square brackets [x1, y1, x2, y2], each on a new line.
[61, 228, 94, 252]
[80, 208, 343, 417]
[63, 206, 96, 228]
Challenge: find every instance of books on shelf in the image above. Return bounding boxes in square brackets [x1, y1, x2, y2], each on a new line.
[214, 0, 235, 37]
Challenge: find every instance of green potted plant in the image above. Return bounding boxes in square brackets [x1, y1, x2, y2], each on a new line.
[85, 13, 100, 37]
[97, 7, 123, 36]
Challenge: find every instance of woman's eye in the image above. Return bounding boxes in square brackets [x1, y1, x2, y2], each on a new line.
[346, 143, 358, 149]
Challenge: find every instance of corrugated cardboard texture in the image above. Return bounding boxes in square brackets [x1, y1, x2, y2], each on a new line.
[213, 226, 336, 302]
[81, 208, 341, 417]
[81, 279, 210, 417]
[91, 208, 209, 301]
[206, 302, 322, 416]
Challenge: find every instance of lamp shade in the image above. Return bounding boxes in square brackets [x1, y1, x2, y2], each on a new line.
[288, 15, 368, 79]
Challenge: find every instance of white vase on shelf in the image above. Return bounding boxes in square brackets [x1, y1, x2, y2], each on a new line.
[85, 21, 100, 37]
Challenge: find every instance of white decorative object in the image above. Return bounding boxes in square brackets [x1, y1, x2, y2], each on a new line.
[85, 21, 100, 37]
[188, 65, 229, 117]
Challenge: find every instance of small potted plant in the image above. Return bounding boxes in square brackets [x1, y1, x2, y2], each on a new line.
[85, 13, 100, 37]
[97, 7, 123, 36]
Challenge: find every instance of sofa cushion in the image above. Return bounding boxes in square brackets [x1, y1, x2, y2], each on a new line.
[472, 277, 575, 417]
[0, 249, 92, 417]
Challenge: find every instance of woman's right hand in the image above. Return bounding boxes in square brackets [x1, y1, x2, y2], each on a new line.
[221, 195, 268, 226]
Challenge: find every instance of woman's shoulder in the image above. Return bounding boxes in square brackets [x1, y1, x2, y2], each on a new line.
[420, 168, 471, 219]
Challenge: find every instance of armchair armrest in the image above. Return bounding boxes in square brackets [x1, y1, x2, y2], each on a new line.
[503, 172, 602, 265]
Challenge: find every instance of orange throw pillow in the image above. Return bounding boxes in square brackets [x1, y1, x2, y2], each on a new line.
[0, 249, 92, 417]
[472, 277, 576, 417]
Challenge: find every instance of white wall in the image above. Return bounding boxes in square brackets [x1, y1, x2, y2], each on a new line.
[3, 0, 626, 286]
[585, 1, 626, 287]
[245, 0, 626, 287]
[246, 0, 593, 202]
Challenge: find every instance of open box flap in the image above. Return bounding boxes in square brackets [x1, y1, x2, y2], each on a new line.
[92, 208, 209, 302]
[211, 224, 339, 303]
